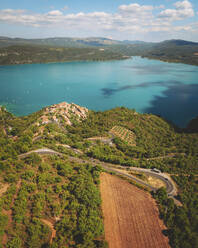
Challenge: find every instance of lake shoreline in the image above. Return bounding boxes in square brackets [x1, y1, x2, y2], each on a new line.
[1, 57, 198, 128]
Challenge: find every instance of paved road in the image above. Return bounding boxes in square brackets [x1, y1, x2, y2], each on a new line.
[18, 148, 62, 158]
[69, 156, 181, 205]
[79, 156, 177, 195]
[101, 165, 157, 191]
[18, 148, 177, 197]
[129, 167, 176, 195]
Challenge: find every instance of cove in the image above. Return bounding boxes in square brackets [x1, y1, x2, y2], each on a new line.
[0, 57, 198, 127]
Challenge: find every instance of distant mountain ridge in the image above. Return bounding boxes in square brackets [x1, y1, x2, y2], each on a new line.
[0, 36, 197, 48]
[0, 36, 123, 48]
[1, 36, 198, 66]
[159, 39, 198, 46]
[122, 40, 152, 45]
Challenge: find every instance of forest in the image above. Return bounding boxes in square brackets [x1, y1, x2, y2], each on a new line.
[0, 45, 126, 65]
[0, 104, 198, 247]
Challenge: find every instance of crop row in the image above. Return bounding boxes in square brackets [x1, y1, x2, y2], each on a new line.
[110, 126, 136, 146]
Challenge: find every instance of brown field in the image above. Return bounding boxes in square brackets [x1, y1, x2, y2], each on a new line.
[100, 173, 170, 248]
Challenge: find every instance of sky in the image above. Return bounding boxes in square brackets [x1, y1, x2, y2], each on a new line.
[0, 0, 198, 41]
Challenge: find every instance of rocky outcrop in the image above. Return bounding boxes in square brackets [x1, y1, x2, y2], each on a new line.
[39, 102, 88, 126]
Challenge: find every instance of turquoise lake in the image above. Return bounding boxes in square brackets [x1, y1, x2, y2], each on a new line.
[0, 56, 198, 127]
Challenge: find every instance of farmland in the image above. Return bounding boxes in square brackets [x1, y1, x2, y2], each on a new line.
[110, 126, 136, 146]
[100, 173, 170, 248]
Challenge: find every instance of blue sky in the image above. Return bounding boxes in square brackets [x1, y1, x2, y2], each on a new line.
[0, 0, 198, 41]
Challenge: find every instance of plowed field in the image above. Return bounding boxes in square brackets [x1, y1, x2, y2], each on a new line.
[100, 173, 170, 248]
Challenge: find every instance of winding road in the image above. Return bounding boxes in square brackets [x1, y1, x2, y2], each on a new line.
[18, 147, 178, 198]
[18, 148, 62, 158]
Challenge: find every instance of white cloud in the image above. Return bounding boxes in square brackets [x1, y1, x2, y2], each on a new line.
[174, 0, 192, 10]
[119, 3, 153, 14]
[158, 0, 194, 20]
[0, 1, 197, 41]
[48, 10, 63, 16]
[1, 9, 25, 14]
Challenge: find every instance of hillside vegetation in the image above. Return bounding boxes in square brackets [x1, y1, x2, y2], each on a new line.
[140, 40, 198, 66]
[1, 37, 198, 66]
[0, 104, 198, 247]
[0, 45, 126, 65]
[108, 40, 198, 66]
[0, 37, 123, 48]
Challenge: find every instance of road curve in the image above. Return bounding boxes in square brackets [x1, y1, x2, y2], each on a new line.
[18, 148, 62, 158]
[18, 148, 177, 197]
[129, 168, 176, 195]
[101, 165, 157, 191]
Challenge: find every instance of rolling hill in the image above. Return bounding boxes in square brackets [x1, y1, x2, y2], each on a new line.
[0, 102, 198, 247]
[0, 36, 122, 48]
[1, 36, 198, 66]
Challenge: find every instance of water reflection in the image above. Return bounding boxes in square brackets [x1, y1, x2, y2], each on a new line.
[144, 83, 198, 127]
[101, 80, 198, 127]
[124, 65, 197, 74]
[101, 80, 181, 97]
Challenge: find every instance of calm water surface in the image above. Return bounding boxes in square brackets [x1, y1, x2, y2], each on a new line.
[0, 57, 198, 127]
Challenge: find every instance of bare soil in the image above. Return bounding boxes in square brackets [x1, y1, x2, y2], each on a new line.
[41, 219, 56, 244]
[146, 175, 166, 188]
[100, 173, 170, 248]
[0, 183, 9, 197]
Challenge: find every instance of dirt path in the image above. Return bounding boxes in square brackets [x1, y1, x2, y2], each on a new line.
[100, 173, 170, 248]
[41, 219, 56, 244]
[2, 128, 7, 136]
[145, 153, 185, 160]
[0, 184, 9, 197]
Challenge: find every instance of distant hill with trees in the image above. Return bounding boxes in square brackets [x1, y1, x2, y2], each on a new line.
[0, 45, 126, 65]
[0, 36, 198, 66]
